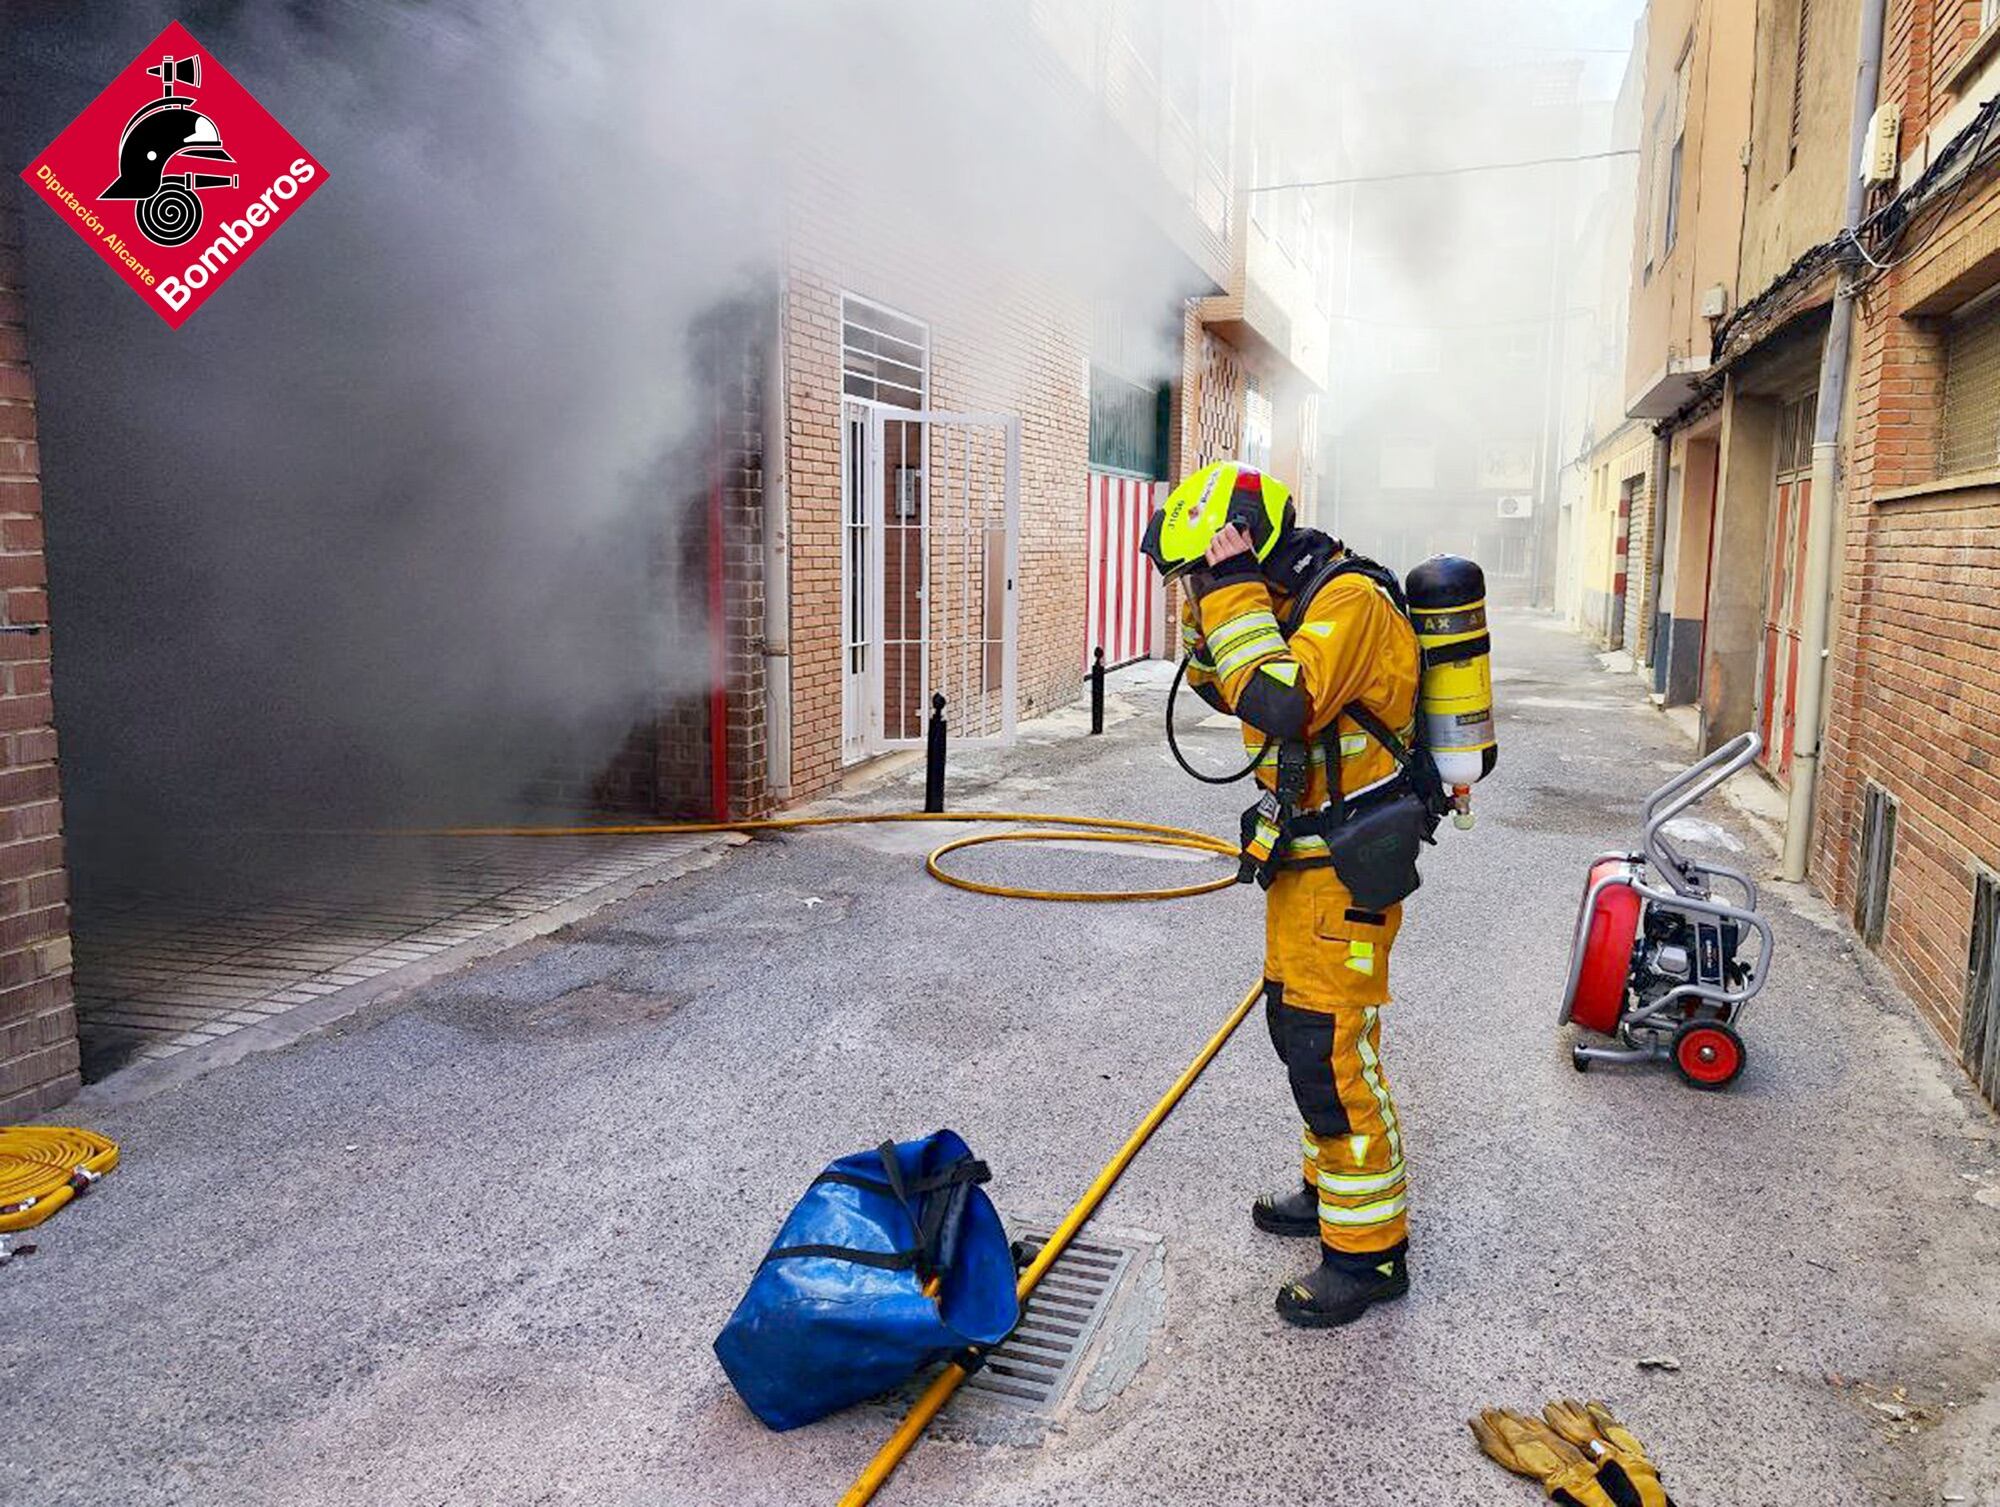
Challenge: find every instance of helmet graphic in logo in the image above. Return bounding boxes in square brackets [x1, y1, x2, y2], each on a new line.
[99, 54, 238, 247]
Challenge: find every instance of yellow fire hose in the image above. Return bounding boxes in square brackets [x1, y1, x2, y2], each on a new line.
[421, 810, 1242, 903]
[0, 1124, 119, 1233]
[838, 978, 1266, 1506]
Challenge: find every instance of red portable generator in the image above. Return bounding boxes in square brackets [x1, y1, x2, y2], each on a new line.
[1558, 732, 1774, 1089]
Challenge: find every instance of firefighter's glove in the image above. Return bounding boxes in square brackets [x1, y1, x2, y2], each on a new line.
[1179, 614, 1215, 672]
[1468, 1410, 1628, 1507]
[1542, 1401, 1675, 1507]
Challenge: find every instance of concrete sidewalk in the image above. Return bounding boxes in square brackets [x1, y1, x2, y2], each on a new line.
[5, 612, 1999, 1506]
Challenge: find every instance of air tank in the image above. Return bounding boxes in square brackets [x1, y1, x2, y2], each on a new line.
[1405, 555, 1497, 826]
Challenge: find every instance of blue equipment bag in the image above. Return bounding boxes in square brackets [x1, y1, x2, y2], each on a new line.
[714, 1129, 1018, 1431]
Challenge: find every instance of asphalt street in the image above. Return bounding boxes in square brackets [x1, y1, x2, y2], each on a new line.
[5, 611, 1999, 1507]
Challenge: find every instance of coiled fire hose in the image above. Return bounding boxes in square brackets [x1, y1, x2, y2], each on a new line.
[427, 809, 1242, 903]
[0, 1124, 119, 1233]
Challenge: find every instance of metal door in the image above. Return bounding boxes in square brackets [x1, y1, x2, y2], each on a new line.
[1085, 470, 1164, 670]
[841, 400, 876, 762]
[841, 400, 1020, 759]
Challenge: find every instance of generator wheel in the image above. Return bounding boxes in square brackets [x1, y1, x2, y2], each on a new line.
[1672, 1019, 1745, 1090]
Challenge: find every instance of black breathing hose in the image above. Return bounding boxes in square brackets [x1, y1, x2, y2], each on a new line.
[1165, 656, 1267, 786]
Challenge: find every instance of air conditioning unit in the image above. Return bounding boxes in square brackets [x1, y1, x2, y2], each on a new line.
[1497, 495, 1534, 519]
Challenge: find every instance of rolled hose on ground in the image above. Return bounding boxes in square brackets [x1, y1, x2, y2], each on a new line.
[424, 810, 1241, 903]
[0, 1124, 119, 1233]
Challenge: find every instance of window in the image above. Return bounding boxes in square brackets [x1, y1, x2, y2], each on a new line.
[1987, 0, 2000, 31]
[1315, 232, 1336, 312]
[1855, 782, 1898, 948]
[1941, 294, 2000, 475]
[1639, 103, 1662, 280]
[1250, 138, 1269, 230]
[1789, 0, 1812, 169]
[1243, 380, 1274, 469]
[1379, 438, 1435, 490]
[1663, 47, 1691, 255]
[1477, 439, 1537, 491]
[1966, 869, 2000, 1108]
[841, 296, 928, 410]
[1504, 328, 1541, 368]
[1777, 391, 1817, 476]
[1089, 369, 1170, 478]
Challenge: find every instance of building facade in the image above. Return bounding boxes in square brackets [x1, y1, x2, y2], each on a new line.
[1811, 0, 2000, 1097]
[1584, 0, 2000, 1105]
[0, 174, 77, 1118]
[1625, 0, 1757, 712]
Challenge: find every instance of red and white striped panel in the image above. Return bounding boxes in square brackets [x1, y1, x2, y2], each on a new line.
[1085, 471, 1165, 670]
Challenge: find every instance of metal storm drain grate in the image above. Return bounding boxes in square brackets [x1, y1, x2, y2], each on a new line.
[962, 1232, 1134, 1411]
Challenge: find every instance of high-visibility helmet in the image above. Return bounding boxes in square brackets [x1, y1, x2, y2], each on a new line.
[1140, 462, 1294, 580]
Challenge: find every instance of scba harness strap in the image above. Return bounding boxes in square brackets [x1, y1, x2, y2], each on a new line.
[1234, 548, 1445, 891]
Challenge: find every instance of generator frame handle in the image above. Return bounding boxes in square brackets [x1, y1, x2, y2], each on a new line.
[1640, 732, 1762, 898]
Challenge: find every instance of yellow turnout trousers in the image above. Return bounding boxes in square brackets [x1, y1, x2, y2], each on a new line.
[1263, 864, 1409, 1255]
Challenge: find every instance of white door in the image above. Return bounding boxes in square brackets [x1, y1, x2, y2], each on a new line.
[841, 400, 1020, 760]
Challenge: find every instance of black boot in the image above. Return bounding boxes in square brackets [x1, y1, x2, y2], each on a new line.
[1251, 1180, 1320, 1237]
[1276, 1243, 1409, 1328]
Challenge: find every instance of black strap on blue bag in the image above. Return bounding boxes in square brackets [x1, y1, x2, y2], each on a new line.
[764, 1143, 990, 1285]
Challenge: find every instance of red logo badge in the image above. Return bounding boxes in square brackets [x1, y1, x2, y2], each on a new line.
[18, 21, 327, 329]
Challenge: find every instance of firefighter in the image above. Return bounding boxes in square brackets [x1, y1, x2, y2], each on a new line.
[1141, 461, 1424, 1327]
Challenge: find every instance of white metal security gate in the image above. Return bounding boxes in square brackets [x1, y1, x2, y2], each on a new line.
[841, 399, 1020, 760]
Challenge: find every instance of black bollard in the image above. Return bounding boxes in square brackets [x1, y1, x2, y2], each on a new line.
[924, 692, 948, 813]
[1090, 647, 1106, 735]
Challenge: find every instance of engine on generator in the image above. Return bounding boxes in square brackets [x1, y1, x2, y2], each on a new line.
[1632, 907, 1749, 1013]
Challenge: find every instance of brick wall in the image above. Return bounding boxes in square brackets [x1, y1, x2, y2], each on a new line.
[782, 163, 1096, 801]
[1813, 0, 2000, 1061]
[0, 179, 76, 1117]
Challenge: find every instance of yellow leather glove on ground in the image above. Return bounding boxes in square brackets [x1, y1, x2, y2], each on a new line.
[1542, 1400, 1675, 1507]
[1469, 1410, 1624, 1507]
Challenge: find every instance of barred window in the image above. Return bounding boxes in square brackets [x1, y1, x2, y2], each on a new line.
[1940, 294, 2000, 475]
[841, 296, 928, 411]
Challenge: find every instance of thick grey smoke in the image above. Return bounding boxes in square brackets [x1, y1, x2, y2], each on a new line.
[4, 0, 1207, 888]
[1246, 1, 1638, 572]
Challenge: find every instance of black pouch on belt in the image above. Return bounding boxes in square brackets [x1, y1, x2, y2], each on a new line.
[1310, 702, 1441, 910]
[1316, 785, 1430, 910]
